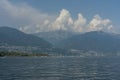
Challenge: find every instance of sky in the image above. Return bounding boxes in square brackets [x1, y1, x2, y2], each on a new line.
[0, 0, 120, 33]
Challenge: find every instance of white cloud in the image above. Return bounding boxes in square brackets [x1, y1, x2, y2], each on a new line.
[50, 9, 73, 31]
[0, 0, 115, 33]
[73, 13, 86, 32]
[87, 15, 113, 32]
[0, 0, 55, 33]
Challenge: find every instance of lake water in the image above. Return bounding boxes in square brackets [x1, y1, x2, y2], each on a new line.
[0, 56, 120, 80]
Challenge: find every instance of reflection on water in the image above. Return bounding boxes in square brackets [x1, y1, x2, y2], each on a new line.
[0, 57, 120, 80]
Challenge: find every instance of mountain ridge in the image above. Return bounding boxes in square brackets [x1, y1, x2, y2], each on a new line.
[57, 31, 120, 53]
[0, 26, 52, 48]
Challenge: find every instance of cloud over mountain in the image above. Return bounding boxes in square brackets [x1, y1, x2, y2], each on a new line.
[0, 0, 114, 33]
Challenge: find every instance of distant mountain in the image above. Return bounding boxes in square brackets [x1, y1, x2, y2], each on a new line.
[34, 30, 77, 45]
[0, 27, 52, 48]
[57, 31, 120, 53]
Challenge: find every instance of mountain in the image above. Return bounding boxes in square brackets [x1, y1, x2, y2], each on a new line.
[0, 27, 52, 48]
[57, 31, 120, 53]
[34, 30, 76, 45]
